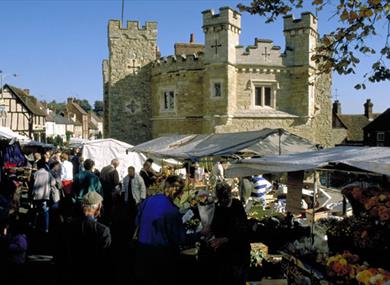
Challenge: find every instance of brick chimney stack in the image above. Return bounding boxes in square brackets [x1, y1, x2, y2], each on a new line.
[23, 89, 30, 95]
[190, 33, 195, 43]
[333, 100, 341, 115]
[364, 99, 373, 120]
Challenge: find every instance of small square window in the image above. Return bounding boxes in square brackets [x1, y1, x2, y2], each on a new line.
[377, 132, 385, 142]
[214, 83, 221, 97]
[253, 85, 274, 108]
[162, 90, 175, 112]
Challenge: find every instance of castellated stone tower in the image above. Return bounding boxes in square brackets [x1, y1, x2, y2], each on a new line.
[103, 20, 158, 144]
[104, 7, 334, 147]
[281, 12, 332, 146]
[202, 7, 241, 64]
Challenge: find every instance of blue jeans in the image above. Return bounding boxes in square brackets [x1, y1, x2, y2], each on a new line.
[32, 200, 50, 233]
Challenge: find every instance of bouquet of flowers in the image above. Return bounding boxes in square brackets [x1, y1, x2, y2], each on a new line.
[356, 268, 390, 285]
[342, 185, 390, 222]
[326, 251, 360, 284]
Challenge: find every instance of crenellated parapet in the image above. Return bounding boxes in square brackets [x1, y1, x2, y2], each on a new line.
[108, 20, 157, 40]
[151, 53, 204, 75]
[236, 38, 283, 65]
[283, 12, 317, 34]
[202, 7, 241, 32]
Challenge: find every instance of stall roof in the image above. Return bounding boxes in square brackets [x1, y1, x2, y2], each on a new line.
[0, 126, 31, 142]
[226, 146, 390, 177]
[130, 128, 318, 160]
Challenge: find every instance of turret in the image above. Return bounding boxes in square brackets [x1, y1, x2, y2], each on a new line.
[202, 7, 241, 64]
[283, 12, 318, 67]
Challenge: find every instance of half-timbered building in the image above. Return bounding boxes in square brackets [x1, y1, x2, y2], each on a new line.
[0, 84, 46, 141]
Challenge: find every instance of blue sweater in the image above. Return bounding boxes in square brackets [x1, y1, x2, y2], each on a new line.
[136, 194, 191, 248]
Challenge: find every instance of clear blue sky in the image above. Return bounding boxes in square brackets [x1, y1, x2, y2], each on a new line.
[0, 0, 389, 114]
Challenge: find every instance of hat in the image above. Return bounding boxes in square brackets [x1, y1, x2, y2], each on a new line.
[83, 192, 103, 206]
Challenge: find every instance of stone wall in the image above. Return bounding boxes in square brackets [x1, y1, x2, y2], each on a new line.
[104, 8, 334, 148]
[105, 20, 157, 145]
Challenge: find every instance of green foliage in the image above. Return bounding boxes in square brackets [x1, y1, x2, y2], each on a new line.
[93, 100, 104, 117]
[66, 131, 73, 142]
[238, 0, 390, 87]
[75, 99, 92, 112]
[47, 100, 66, 115]
[47, 135, 64, 147]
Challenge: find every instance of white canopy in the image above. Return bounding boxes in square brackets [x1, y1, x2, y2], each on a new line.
[226, 146, 390, 177]
[82, 138, 147, 180]
[0, 126, 31, 142]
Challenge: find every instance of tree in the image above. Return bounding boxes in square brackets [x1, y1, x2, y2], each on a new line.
[93, 100, 104, 117]
[238, 0, 390, 89]
[75, 99, 92, 112]
[46, 100, 66, 114]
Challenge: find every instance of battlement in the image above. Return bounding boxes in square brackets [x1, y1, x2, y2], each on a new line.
[236, 37, 283, 65]
[202, 7, 241, 29]
[108, 20, 157, 33]
[151, 53, 204, 75]
[283, 12, 317, 32]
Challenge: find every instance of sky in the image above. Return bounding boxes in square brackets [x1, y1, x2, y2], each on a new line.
[0, 0, 389, 114]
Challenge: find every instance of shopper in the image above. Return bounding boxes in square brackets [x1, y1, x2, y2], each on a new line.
[30, 160, 57, 233]
[72, 159, 102, 205]
[60, 153, 73, 195]
[64, 192, 111, 284]
[209, 182, 251, 285]
[135, 175, 200, 285]
[121, 166, 146, 236]
[100, 159, 120, 223]
[139, 158, 159, 189]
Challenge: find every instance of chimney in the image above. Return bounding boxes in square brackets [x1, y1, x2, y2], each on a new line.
[23, 89, 30, 95]
[67, 97, 74, 104]
[190, 33, 195, 44]
[333, 100, 341, 115]
[364, 99, 373, 120]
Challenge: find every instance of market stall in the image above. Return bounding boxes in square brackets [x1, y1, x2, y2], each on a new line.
[226, 146, 390, 285]
[130, 128, 318, 159]
[81, 138, 148, 180]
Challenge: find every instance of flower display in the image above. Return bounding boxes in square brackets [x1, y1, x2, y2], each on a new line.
[342, 186, 390, 222]
[356, 268, 390, 285]
[326, 251, 360, 284]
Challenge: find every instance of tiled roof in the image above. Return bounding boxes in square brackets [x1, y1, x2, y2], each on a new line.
[5, 84, 46, 116]
[364, 108, 390, 131]
[69, 100, 87, 115]
[54, 114, 74, 125]
[89, 121, 98, 130]
[90, 112, 103, 122]
[338, 114, 380, 141]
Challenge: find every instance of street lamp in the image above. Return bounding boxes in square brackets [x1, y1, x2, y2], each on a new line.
[0, 70, 18, 126]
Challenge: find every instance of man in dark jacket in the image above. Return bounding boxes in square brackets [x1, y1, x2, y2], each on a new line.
[209, 182, 251, 285]
[100, 159, 120, 222]
[60, 191, 111, 284]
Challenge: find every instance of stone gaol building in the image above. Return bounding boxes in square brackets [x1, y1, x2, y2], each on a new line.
[103, 7, 334, 146]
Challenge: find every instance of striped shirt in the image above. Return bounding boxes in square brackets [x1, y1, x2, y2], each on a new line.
[251, 175, 272, 198]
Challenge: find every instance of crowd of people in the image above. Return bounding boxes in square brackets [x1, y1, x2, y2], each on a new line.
[0, 149, 252, 285]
